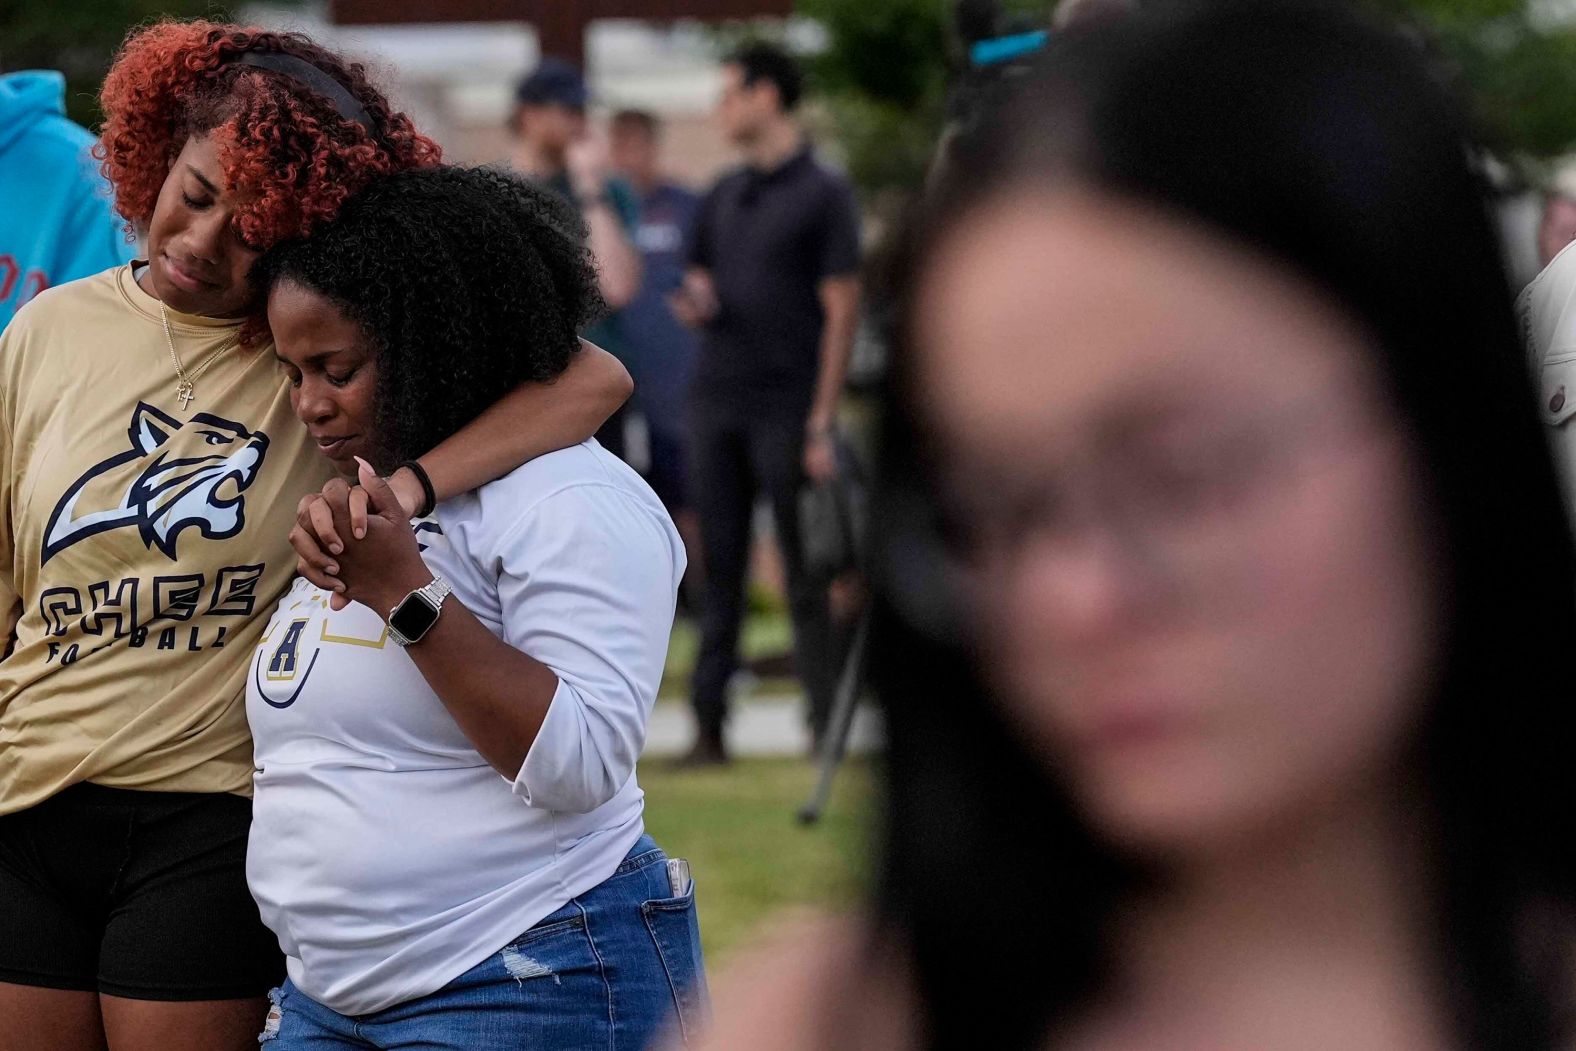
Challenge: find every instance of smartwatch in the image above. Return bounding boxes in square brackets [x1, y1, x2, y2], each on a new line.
[387, 575, 452, 647]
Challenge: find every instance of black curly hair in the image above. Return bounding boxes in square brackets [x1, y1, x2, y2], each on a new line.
[253, 165, 604, 468]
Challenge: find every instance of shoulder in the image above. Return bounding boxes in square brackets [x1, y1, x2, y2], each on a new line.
[443, 442, 673, 552]
[6, 266, 123, 335]
[607, 177, 637, 202]
[707, 165, 752, 198]
[799, 158, 859, 219]
[606, 178, 641, 222]
[687, 913, 917, 1051]
[3, 112, 96, 165]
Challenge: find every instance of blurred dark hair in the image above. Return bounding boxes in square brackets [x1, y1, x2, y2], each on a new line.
[254, 165, 603, 468]
[873, 2, 1576, 1048]
[726, 42, 802, 111]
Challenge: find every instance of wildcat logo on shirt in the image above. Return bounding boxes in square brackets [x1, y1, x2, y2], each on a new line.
[42, 402, 270, 565]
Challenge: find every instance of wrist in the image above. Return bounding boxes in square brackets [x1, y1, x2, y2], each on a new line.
[389, 467, 422, 517]
[372, 562, 435, 621]
[393, 461, 437, 518]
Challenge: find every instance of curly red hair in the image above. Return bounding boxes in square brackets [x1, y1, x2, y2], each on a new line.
[97, 20, 441, 251]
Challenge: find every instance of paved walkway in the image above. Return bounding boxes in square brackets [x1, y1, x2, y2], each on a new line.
[643, 695, 883, 759]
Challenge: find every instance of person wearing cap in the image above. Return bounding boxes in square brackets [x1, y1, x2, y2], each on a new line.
[513, 58, 643, 461]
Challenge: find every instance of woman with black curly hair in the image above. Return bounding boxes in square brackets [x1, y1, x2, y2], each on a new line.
[0, 20, 628, 1051]
[247, 164, 700, 1050]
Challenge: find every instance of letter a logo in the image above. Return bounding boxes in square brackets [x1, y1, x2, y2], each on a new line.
[267, 620, 308, 681]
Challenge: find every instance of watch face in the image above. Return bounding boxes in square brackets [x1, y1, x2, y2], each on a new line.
[389, 594, 440, 642]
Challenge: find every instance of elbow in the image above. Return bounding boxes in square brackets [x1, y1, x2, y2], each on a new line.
[600, 274, 639, 311]
[608, 355, 635, 407]
[514, 762, 631, 815]
[600, 258, 643, 311]
[512, 691, 642, 815]
[583, 342, 634, 410]
[561, 777, 626, 815]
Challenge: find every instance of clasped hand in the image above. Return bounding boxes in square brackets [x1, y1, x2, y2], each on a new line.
[289, 457, 432, 615]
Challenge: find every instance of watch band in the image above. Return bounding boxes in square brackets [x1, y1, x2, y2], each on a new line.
[418, 575, 453, 607]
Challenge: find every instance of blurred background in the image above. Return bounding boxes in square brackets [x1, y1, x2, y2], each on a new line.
[14, 0, 1576, 972]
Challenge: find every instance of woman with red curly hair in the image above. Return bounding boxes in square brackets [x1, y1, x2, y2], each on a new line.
[0, 20, 630, 1051]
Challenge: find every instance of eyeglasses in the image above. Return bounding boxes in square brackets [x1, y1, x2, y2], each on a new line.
[928, 383, 1392, 589]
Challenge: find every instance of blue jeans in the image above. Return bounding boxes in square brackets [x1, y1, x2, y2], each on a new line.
[261, 835, 708, 1049]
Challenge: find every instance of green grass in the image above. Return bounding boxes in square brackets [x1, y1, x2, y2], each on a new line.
[640, 758, 875, 965]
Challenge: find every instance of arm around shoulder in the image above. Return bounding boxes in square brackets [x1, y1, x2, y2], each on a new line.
[406, 341, 631, 509]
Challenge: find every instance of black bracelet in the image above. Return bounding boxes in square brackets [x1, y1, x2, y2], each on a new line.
[396, 460, 437, 518]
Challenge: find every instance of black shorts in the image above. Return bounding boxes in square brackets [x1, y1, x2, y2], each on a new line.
[0, 782, 284, 1001]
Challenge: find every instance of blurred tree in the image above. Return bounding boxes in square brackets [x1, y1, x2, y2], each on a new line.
[1388, 0, 1576, 178]
[791, 0, 1576, 201]
[1, 0, 235, 128]
[794, 0, 952, 205]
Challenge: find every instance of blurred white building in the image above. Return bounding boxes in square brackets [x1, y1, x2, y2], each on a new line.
[241, 2, 754, 187]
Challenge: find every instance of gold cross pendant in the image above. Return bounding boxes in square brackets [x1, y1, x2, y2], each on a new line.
[177, 380, 195, 410]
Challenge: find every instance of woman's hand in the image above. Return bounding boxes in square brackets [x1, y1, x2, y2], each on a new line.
[290, 459, 430, 613]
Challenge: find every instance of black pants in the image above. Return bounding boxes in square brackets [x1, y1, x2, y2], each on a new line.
[688, 403, 834, 741]
[0, 783, 283, 1000]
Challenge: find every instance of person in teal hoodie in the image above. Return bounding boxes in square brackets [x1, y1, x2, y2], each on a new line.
[0, 70, 134, 329]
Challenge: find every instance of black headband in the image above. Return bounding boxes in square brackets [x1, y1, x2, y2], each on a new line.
[233, 52, 377, 135]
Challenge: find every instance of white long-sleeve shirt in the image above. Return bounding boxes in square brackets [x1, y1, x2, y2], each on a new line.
[245, 440, 684, 1015]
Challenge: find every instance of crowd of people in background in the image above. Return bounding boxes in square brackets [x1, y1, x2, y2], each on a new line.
[503, 42, 863, 765]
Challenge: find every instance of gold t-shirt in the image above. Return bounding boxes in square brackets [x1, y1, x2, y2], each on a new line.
[0, 264, 333, 815]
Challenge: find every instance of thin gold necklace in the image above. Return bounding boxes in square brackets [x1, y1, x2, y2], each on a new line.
[159, 303, 236, 410]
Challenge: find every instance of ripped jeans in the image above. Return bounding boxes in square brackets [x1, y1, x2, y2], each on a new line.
[260, 836, 708, 1050]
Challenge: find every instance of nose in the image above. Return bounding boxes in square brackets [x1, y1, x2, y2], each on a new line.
[293, 376, 337, 427]
[1000, 527, 1159, 651]
[185, 208, 231, 265]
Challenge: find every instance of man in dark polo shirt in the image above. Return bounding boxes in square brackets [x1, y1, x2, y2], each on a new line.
[672, 43, 862, 764]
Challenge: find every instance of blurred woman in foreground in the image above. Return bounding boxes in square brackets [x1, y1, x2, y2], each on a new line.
[697, 3, 1576, 1048]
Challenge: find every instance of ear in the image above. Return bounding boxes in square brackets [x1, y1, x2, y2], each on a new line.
[128, 402, 179, 455]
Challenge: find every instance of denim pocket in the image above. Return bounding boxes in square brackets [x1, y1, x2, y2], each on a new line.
[641, 884, 709, 1044]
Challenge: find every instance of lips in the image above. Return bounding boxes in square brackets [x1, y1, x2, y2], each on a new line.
[162, 253, 217, 294]
[1078, 706, 1199, 752]
[314, 435, 357, 459]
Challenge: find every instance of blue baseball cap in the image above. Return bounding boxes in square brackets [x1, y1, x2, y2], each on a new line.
[515, 57, 589, 110]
